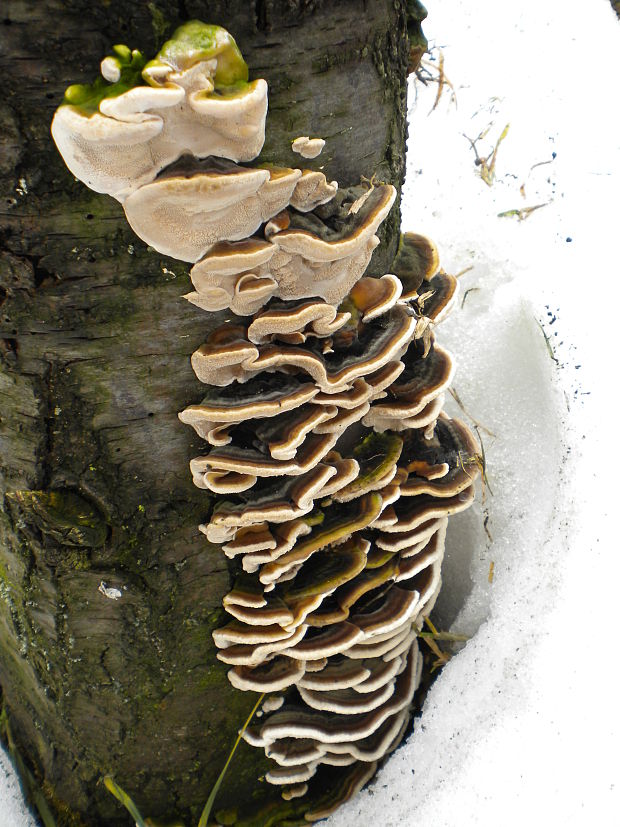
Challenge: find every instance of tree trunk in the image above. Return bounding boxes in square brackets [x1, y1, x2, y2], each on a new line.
[0, 1, 426, 824]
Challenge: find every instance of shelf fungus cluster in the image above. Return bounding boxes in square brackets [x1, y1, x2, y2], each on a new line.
[52, 21, 480, 824]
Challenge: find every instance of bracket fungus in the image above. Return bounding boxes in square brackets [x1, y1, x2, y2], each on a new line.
[51, 22, 267, 201]
[52, 20, 481, 823]
[123, 160, 303, 261]
[292, 136, 326, 159]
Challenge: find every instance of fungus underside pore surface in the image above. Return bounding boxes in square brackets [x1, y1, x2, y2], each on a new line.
[1, 6, 478, 826]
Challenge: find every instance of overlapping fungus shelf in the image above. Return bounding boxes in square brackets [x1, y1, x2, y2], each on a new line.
[52, 18, 481, 822]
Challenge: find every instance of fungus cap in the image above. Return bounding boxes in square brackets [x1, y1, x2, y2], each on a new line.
[186, 238, 278, 315]
[291, 136, 326, 159]
[289, 171, 338, 212]
[228, 657, 305, 692]
[265, 185, 396, 304]
[52, 24, 268, 201]
[123, 160, 300, 262]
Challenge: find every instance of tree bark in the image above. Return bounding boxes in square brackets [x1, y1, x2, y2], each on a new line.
[0, 1, 426, 824]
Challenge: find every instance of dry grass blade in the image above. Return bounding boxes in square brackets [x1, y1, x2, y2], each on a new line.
[103, 777, 148, 827]
[448, 387, 495, 438]
[534, 317, 559, 364]
[414, 48, 457, 112]
[430, 51, 447, 113]
[464, 123, 510, 186]
[497, 202, 551, 221]
[423, 634, 450, 671]
[418, 631, 469, 643]
[484, 123, 510, 185]
[473, 425, 493, 497]
[198, 692, 265, 827]
[418, 618, 470, 672]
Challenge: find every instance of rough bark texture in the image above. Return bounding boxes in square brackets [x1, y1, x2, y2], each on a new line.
[0, 1, 426, 824]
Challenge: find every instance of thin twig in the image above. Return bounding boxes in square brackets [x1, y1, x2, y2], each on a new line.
[461, 287, 480, 308]
[483, 513, 493, 543]
[415, 49, 457, 112]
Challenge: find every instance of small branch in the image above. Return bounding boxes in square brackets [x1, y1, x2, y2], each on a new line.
[414, 48, 457, 112]
[461, 286, 480, 308]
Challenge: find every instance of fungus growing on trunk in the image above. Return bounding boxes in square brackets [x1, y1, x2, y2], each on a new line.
[51, 22, 267, 200]
[122, 160, 302, 261]
[51, 19, 481, 824]
[292, 136, 326, 159]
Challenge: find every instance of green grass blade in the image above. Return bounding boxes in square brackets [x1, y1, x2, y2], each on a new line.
[197, 692, 265, 827]
[103, 776, 148, 827]
[1, 711, 57, 827]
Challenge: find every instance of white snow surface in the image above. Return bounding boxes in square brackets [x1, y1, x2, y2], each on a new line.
[2, 0, 619, 824]
[0, 749, 36, 827]
[327, 0, 620, 825]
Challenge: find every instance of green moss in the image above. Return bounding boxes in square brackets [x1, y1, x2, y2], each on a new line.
[337, 431, 403, 500]
[62, 46, 148, 111]
[5, 489, 108, 548]
[62, 549, 91, 571]
[1, 704, 83, 827]
[195, 668, 225, 692]
[406, 0, 429, 72]
[147, 2, 172, 44]
[231, 796, 307, 827]
[215, 808, 237, 825]
[61, 21, 252, 115]
[40, 781, 88, 827]
[144, 21, 249, 88]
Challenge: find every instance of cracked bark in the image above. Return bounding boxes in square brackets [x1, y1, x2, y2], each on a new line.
[0, 0, 427, 824]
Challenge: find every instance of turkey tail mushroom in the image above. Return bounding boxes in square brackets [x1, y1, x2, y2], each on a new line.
[51, 22, 267, 202]
[52, 20, 481, 823]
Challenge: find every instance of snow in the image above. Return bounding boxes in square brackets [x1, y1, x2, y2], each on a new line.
[0, 750, 36, 827]
[2, 0, 619, 824]
[326, 0, 620, 825]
